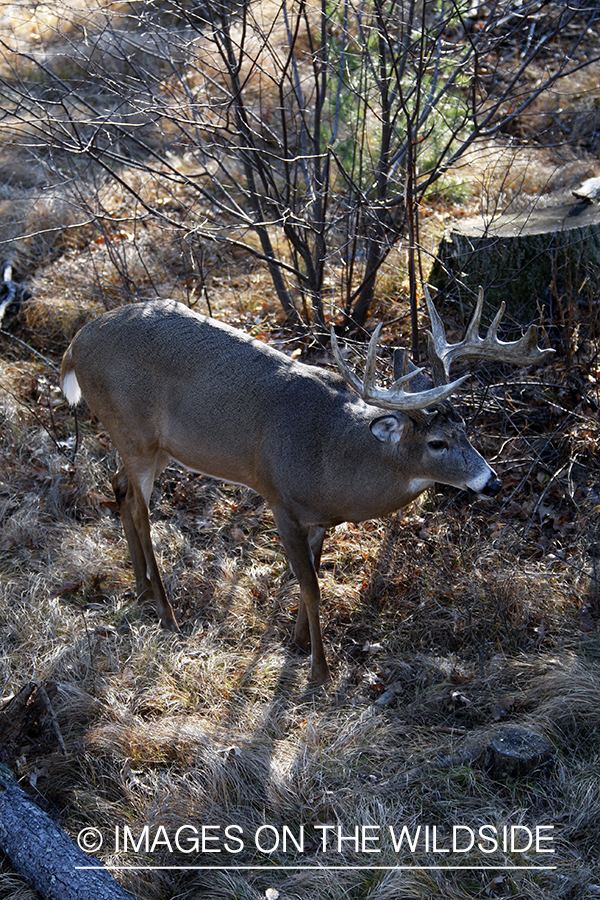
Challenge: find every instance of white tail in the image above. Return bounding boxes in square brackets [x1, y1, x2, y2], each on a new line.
[60, 352, 81, 405]
[60, 295, 552, 683]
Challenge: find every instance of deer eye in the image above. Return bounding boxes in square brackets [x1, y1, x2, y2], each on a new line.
[428, 439, 448, 452]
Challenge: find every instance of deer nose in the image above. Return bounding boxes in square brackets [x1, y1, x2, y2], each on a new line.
[480, 476, 502, 497]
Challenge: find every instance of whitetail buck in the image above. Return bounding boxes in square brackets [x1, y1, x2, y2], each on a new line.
[60, 288, 552, 683]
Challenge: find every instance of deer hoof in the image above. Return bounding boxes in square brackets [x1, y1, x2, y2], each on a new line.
[159, 611, 181, 632]
[309, 663, 331, 686]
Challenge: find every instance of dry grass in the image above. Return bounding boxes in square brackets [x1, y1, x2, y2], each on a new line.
[0, 332, 599, 899]
[0, 1, 599, 899]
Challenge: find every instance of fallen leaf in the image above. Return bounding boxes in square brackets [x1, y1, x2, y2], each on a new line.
[55, 580, 83, 597]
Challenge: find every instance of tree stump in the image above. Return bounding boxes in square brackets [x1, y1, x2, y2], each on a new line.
[429, 199, 600, 324]
[485, 728, 552, 779]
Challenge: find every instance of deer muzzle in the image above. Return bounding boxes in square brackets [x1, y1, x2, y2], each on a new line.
[477, 475, 502, 499]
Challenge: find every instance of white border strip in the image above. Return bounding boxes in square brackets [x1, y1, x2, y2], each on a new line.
[77, 864, 557, 871]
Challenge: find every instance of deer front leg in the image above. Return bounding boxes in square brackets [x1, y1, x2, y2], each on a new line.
[273, 510, 330, 684]
[112, 466, 179, 632]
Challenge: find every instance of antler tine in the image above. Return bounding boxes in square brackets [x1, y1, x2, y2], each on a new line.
[423, 285, 450, 385]
[330, 325, 467, 413]
[423, 283, 446, 348]
[463, 285, 486, 344]
[363, 323, 383, 394]
[330, 328, 364, 396]
[488, 297, 506, 340]
[423, 284, 554, 383]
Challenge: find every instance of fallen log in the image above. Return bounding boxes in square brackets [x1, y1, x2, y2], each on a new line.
[397, 727, 552, 786]
[0, 766, 137, 900]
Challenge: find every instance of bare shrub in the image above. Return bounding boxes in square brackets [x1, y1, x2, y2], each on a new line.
[0, 0, 598, 334]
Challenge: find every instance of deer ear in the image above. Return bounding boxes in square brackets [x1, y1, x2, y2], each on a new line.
[370, 414, 408, 444]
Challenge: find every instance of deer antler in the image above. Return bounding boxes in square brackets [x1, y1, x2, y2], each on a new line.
[423, 285, 554, 384]
[330, 324, 467, 412]
[331, 288, 552, 412]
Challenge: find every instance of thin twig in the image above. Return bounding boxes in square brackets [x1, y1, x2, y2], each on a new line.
[32, 680, 67, 756]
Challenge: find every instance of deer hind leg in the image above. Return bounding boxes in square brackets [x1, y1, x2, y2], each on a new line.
[294, 526, 327, 657]
[111, 458, 179, 632]
[273, 510, 330, 684]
